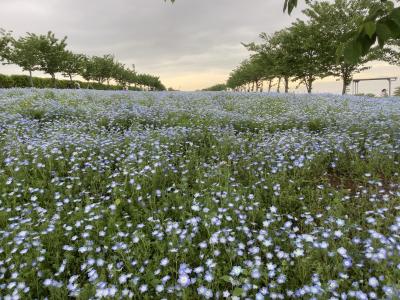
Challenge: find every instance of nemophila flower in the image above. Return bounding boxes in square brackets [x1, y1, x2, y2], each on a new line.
[293, 248, 304, 257]
[191, 204, 200, 211]
[204, 272, 214, 282]
[118, 274, 128, 284]
[178, 274, 191, 287]
[139, 284, 148, 293]
[230, 266, 243, 276]
[156, 284, 164, 293]
[220, 290, 230, 298]
[337, 247, 347, 257]
[343, 259, 352, 268]
[270, 206, 278, 214]
[251, 269, 261, 279]
[160, 258, 169, 266]
[368, 277, 379, 288]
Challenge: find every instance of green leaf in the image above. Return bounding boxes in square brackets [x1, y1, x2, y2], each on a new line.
[232, 288, 244, 297]
[377, 36, 385, 48]
[358, 33, 376, 55]
[284, 0, 298, 14]
[385, 19, 400, 39]
[220, 275, 232, 283]
[344, 39, 362, 64]
[390, 12, 400, 28]
[364, 22, 376, 38]
[390, 6, 400, 20]
[375, 22, 393, 43]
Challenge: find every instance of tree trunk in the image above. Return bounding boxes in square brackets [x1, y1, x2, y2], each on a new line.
[69, 74, 73, 82]
[251, 81, 255, 92]
[341, 70, 351, 95]
[268, 79, 272, 92]
[284, 76, 289, 93]
[29, 70, 34, 88]
[341, 79, 348, 95]
[277, 77, 282, 93]
[51, 73, 56, 88]
[306, 77, 313, 94]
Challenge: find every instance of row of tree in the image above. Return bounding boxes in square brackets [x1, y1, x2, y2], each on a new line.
[168, 0, 400, 63]
[227, 0, 400, 94]
[0, 30, 166, 90]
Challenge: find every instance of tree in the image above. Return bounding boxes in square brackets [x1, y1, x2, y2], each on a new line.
[245, 30, 299, 93]
[80, 56, 95, 84]
[303, 0, 373, 94]
[202, 83, 227, 91]
[3, 34, 42, 87]
[226, 55, 271, 92]
[35, 31, 68, 88]
[112, 62, 135, 89]
[61, 51, 85, 83]
[0, 29, 12, 60]
[283, 21, 331, 93]
[283, 0, 400, 62]
[376, 39, 400, 65]
[91, 55, 116, 84]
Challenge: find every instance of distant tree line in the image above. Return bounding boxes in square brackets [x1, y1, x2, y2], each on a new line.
[202, 84, 227, 91]
[0, 30, 166, 91]
[227, 0, 400, 94]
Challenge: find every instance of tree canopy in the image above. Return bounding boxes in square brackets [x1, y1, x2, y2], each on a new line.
[0, 30, 166, 90]
[228, 0, 396, 94]
[167, 0, 400, 61]
[285, 0, 400, 62]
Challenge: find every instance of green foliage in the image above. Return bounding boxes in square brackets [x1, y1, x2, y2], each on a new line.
[233, 0, 390, 94]
[0, 74, 142, 90]
[169, 0, 399, 62]
[88, 54, 116, 84]
[60, 51, 85, 81]
[0, 28, 13, 60]
[345, 2, 400, 63]
[2, 33, 42, 86]
[303, 0, 373, 94]
[227, 55, 269, 92]
[34, 31, 68, 86]
[1, 29, 167, 91]
[234, 20, 332, 94]
[284, 20, 331, 93]
[284, 0, 400, 62]
[202, 83, 227, 91]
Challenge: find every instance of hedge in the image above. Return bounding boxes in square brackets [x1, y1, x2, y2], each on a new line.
[0, 74, 142, 91]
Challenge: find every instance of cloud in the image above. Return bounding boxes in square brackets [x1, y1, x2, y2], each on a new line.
[1, 0, 398, 92]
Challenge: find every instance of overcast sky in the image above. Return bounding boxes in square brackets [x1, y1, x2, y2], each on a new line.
[1, 0, 399, 94]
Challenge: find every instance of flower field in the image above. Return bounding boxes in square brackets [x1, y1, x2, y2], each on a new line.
[0, 89, 399, 299]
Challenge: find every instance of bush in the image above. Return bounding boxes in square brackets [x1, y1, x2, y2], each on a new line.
[0, 74, 14, 88]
